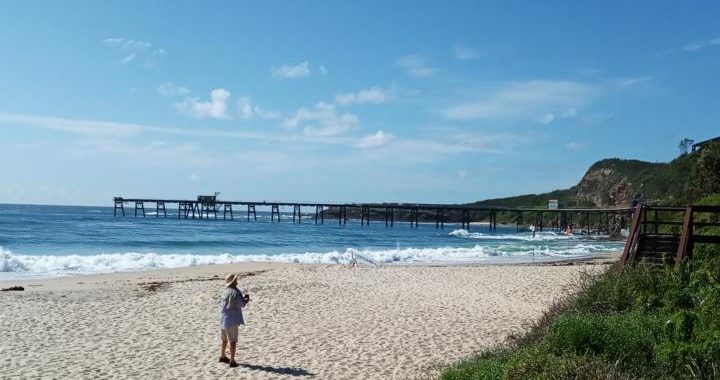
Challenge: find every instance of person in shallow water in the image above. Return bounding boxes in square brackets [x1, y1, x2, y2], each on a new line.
[219, 273, 250, 367]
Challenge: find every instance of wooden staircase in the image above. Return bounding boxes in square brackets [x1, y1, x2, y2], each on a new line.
[633, 234, 680, 265]
[620, 205, 720, 268]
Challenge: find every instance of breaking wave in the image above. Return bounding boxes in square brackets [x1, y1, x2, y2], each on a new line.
[0, 243, 616, 279]
[448, 229, 607, 241]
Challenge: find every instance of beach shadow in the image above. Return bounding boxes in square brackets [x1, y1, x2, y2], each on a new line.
[238, 362, 315, 377]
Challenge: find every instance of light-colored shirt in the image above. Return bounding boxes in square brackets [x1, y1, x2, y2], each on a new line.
[220, 287, 245, 329]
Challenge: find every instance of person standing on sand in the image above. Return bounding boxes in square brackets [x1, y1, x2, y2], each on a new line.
[219, 273, 250, 368]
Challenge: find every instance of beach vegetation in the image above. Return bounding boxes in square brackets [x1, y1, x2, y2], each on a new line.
[441, 195, 720, 379]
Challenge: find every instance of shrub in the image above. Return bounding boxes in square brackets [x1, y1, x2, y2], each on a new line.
[504, 350, 637, 380]
[544, 312, 659, 369]
[441, 350, 512, 380]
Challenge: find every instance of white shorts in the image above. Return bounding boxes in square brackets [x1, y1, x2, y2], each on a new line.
[220, 325, 239, 343]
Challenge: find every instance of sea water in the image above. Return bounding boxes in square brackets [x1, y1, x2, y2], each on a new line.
[0, 204, 624, 279]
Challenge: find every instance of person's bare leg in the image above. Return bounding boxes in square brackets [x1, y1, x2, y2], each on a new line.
[230, 342, 237, 362]
[221, 339, 228, 359]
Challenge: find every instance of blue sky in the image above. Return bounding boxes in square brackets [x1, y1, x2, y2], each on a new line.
[0, 1, 719, 206]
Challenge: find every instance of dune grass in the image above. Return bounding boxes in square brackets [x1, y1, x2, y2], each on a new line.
[441, 218, 720, 378]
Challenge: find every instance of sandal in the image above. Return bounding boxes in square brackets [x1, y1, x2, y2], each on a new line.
[219, 356, 230, 363]
[229, 360, 239, 368]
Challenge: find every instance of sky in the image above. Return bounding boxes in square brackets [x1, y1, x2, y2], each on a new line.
[0, 1, 719, 206]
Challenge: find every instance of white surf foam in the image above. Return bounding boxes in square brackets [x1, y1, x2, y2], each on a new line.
[448, 229, 606, 241]
[0, 242, 616, 279]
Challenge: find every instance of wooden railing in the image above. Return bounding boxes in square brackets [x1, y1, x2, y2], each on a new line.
[619, 206, 643, 268]
[620, 204, 720, 269]
[675, 205, 720, 265]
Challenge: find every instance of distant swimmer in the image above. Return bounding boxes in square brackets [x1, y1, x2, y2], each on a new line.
[565, 225, 572, 236]
[529, 224, 536, 238]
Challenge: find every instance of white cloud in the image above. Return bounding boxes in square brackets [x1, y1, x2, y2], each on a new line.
[283, 102, 359, 137]
[120, 53, 136, 64]
[188, 174, 200, 181]
[560, 108, 577, 118]
[541, 113, 555, 125]
[102, 37, 166, 66]
[156, 82, 190, 97]
[617, 76, 653, 87]
[443, 80, 598, 123]
[176, 88, 231, 119]
[102, 38, 152, 50]
[565, 142, 584, 150]
[453, 43, 480, 61]
[238, 98, 253, 120]
[683, 37, 720, 52]
[0, 113, 285, 143]
[271, 61, 310, 78]
[103, 38, 147, 50]
[354, 130, 394, 148]
[79, 139, 222, 167]
[445, 132, 530, 153]
[456, 170, 468, 179]
[237, 97, 280, 121]
[335, 87, 394, 105]
[0, 113, 143, 137]
[396, 54, 438, 78]
[319, 65, 328, 75]
[350, 132, 531, 165]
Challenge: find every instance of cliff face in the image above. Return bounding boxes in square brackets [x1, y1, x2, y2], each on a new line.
[572, 169, 632, 207]
[569, 156, 699, 207]
[569, 160, 656, 207]
[474, 155, 696, 208]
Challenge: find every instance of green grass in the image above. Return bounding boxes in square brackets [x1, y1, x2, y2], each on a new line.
[439, 195, 720, 379]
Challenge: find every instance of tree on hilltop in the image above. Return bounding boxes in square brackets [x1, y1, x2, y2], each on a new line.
[678, 138, 694, 155]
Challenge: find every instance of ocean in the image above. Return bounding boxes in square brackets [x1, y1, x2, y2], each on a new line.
[0, 203, 624, 280]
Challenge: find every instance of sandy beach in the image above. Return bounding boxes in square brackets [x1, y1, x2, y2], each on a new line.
[0, 258, 614, 379]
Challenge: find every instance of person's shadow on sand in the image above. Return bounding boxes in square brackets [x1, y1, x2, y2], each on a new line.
[238, 363, 315, 377]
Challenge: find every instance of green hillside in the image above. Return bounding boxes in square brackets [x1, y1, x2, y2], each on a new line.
[471, 144, 715, 208]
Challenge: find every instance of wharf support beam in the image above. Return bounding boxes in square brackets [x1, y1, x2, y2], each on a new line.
[315, 205, 324, 224]
[271, 204, 280, 222]
[156, 202, 166, 218]
[338, 206, 347, 226]
[224, 203, 233, 220]
[360, 206, 370, 226]
[292, 205, 302, 223]
[385, 207, 394, 227]
[113, 197, 125, 217]
[134, 201, 145, 217]
[409, 208, 419, 228]
[462, 209, 471, 230]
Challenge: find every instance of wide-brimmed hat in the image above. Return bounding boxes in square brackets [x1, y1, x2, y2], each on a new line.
[224, 273, 238, 287]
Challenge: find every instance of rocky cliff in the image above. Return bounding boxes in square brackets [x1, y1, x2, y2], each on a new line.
[474, 154, 697, 208]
